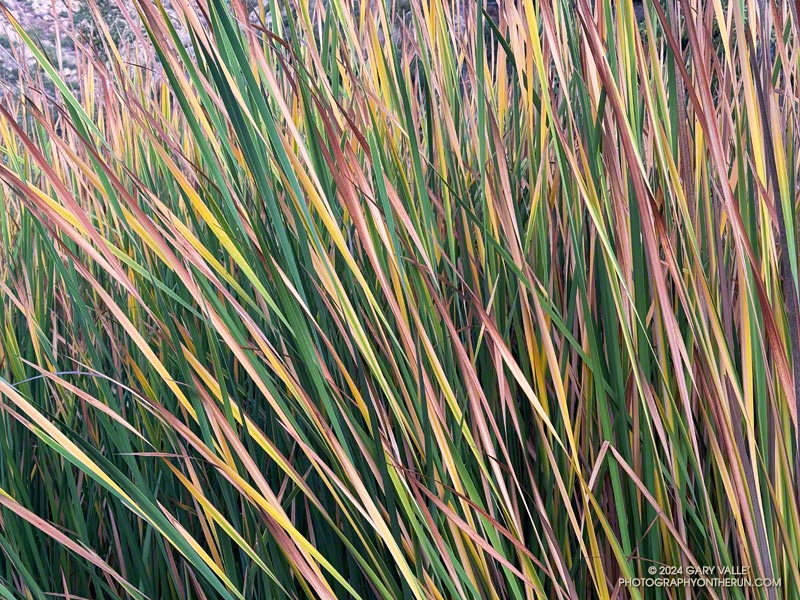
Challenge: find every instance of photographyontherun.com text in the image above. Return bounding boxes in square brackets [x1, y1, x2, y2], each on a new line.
[619, 566, 782, 589]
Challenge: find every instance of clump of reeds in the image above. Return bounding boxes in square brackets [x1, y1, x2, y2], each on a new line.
[0, 0, 798, 598]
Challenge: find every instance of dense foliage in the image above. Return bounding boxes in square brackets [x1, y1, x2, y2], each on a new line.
[0, 0, 798, 598]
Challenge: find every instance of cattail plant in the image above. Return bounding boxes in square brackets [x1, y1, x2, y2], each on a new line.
[0, 0, 798, 598]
